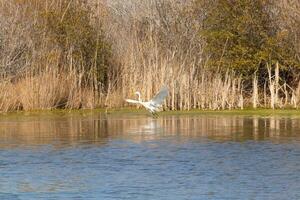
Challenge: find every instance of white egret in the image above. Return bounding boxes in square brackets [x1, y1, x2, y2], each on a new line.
[125, 86, 168, 115]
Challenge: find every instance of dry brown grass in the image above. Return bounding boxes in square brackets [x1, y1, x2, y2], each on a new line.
[0, 67, 106, 112]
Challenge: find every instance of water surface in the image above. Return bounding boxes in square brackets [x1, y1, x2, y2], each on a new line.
[1, 112, 300, 199]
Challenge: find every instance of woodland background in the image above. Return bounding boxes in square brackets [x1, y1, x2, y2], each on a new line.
[0, 0, 299, 112]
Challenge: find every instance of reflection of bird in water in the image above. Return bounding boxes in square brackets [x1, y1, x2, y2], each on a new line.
[141, 120, 158, 134]
[128, 119, 161, 135]
[125, 86, 168, 116]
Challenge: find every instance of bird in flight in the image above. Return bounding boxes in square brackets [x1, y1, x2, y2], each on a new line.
[125, 86, 168, 116]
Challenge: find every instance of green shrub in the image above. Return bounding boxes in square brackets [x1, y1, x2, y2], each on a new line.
[194, 0, 300, 79]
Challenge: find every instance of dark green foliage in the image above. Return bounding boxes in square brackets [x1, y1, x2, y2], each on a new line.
[195, 0, 300, 78]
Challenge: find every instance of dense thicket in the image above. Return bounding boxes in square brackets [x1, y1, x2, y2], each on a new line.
[43, 1, 112, 85]
[195, 0, 300, 84]
[0, 0, 111, 85]
[0, 0, 300, 112]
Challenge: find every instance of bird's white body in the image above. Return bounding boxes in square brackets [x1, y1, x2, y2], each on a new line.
[125, 86, 168, 114]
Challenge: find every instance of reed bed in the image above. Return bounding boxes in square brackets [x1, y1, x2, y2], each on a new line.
[112, 37, 244, 111]
[0, 67, 106, 112]
[0, 0, 299, 113]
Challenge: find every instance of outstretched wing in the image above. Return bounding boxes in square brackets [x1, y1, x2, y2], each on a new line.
[150, 86, 168, 106]
[125, 99, 140, 104]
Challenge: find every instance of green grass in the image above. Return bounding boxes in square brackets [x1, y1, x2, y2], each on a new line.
[106, 107, 300, 116]
[1, 107, 300, 118]
[161, 108, 300, 116]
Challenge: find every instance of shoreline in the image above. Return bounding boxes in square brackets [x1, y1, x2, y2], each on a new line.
[1, 107, 300, 118]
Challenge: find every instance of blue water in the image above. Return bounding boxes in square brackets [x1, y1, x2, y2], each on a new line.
[1, 113, 300, 199]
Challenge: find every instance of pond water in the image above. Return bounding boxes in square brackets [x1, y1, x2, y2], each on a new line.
[1, 112, 300, 199]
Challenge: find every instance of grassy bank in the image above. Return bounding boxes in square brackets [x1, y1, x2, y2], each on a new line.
[2, 108, 300, 119]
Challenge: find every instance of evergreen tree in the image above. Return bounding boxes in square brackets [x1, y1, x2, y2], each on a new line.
[195, 0, 299, 77]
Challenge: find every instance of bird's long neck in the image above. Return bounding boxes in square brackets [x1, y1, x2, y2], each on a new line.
[137, 93, 141, 102]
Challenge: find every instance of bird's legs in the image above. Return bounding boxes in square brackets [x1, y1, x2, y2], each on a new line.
[151, 112, 159, 118]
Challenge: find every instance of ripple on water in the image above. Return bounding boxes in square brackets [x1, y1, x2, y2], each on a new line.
[1, 113, 300, 199]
